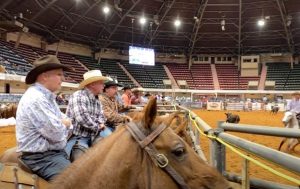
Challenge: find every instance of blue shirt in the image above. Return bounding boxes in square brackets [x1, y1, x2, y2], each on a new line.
[16, 83, 69, 153]
[286, 99, 300, 113]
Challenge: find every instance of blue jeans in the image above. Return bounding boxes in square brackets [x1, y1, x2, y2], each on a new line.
[65, 127, 113, 158]
[20, 150, 70, 181]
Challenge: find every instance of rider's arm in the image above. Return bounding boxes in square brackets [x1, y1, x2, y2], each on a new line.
[67, 94, 99, 132]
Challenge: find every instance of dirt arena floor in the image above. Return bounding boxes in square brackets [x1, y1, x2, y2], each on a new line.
[193, 110, 300, 187]
[0, 110, 299, 186]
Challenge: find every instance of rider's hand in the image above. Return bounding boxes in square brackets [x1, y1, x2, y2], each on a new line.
[123, 115, 132, 123]
[99, 123, 105, 130]
[62, 118, 71, 128]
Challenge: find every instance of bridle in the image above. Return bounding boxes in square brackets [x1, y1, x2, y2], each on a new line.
[126, 121, 190, 189]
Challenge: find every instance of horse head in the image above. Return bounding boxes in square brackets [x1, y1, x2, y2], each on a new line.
[282, 111, 296, 128]
[50, 96, 231, 189]
[279, 111, 300, 151]
[225, 113, 232, 118]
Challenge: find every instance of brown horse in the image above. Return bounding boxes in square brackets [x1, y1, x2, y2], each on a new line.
[49, 97, 230, 189]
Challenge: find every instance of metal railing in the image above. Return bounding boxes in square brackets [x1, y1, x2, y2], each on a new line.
[177, 104, 300, 189]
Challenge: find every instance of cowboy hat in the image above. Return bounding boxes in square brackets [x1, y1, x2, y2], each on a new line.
[104, 79, 123, 90]
[79, 70, 108, 89]
[25, 55, 70, 84]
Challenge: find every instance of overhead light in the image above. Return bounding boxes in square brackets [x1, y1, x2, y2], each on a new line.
[103, 6, 110, 14]
[174, 19, 181, 27]
[221, 19, 225, 31]
[139, 17, 146, 25]
[286, 15, 292, 26]
[257, 19, 265, 27]
[153, 15, 159, 25]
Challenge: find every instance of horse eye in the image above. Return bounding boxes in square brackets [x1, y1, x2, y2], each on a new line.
[172, 147, 185, 157]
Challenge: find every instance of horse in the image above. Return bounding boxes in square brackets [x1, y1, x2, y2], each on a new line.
[225, 113, 240, 124]
[0, 103, 18, 119]
[49, 97, 231, 189]
[270, 106, 279, 115]
[278, 111, 300, 152]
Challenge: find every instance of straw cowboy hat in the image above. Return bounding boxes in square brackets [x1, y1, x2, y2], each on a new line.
[25, 55, 70, 84]
[79, 70, 108, 89]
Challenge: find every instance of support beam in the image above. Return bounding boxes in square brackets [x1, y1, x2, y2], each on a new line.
[147, 0, 176, 46]
[103, 0, 141, 48]
[68, 0, 102, 32]
[276, 0, 295, 54]
[0, 0, 15, 10]
[30, 0, 59, 21]
[238, 0, 242, 71]
[188, 0, 209, 69]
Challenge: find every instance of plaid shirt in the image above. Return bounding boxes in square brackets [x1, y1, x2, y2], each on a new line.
[66, 88, 106, 137]
[99, 93, 126, 128]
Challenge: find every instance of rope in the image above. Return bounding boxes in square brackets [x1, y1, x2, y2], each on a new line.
[187, 111, 300, 185]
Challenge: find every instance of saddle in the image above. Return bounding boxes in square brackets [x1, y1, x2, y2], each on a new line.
[0, 163, 49, 189]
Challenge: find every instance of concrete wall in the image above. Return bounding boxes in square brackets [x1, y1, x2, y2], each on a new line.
[6, 32, 92, 56]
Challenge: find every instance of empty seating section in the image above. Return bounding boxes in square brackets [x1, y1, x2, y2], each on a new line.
[190, 64, 214, 90]
[7, 42, 39, 63]
[123, 61, 168, 88]
[56, 52, 87, 83]
[3, 39, 300, 91]
[75, 55, 137, 86]
[266, 63, 292, 90]
[96, 58, 134, 87]
[0, 40, 32, 75]
[30, 48, 83, 83]
[215, 64, 259, 90]
[145, 63, 169, 88]
[287, 64, 300, 90]
[74, 55, 107, 76]
[166, 64, 194, 89]
[266, 63, 290, 90]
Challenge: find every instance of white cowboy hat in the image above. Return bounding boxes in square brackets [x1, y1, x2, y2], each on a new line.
[79, 70, 108, 89]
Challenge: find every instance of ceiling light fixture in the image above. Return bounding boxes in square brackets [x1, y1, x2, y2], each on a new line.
[174, 19, 181, 27]
[257, 19, 265, 27]
[139, 17, 146, 25]
[221, 19, 225, 31]
[103, 6, 110, 14]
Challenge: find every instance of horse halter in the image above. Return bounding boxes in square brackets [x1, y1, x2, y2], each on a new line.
[126, 122, 190, 189]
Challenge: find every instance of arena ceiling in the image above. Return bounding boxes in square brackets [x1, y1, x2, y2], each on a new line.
[0, 0, 300, 56]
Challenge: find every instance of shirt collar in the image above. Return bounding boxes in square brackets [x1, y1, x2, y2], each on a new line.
[102, 93, 116, 101]
[84, 88, 97, 100]
[34, 83, 55, 101]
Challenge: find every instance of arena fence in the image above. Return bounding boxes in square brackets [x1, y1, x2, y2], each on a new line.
[177, 105, 300, 189]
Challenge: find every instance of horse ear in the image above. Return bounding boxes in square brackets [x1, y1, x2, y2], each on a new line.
[142, 96, 157, 129]
[174, 120, 188, 134]
[164, 111, 180, 127]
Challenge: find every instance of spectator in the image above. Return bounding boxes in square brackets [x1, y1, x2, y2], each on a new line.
[16, 55, 71, 181]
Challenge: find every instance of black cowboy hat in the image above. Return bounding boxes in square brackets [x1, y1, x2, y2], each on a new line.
[26, 55, 70, 84]
[104, 79, 123, 89]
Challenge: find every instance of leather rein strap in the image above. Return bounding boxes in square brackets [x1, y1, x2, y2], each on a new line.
[126, 122, 190, 189]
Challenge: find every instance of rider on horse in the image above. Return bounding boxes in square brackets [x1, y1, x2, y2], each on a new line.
[286, 92, 300, 121]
